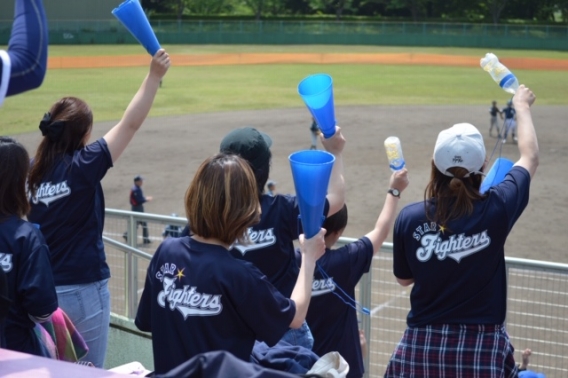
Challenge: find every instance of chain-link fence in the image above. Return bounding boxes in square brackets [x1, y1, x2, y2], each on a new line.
[103, 209, 568, 377]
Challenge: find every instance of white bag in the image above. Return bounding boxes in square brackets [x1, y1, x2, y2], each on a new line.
[306, 351, 349, 378]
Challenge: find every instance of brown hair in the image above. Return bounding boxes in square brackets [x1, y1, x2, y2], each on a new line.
[0, 137, 31, 219]
[185, 153, 261, 246]
[424, 160, 485, 227]
[28, 97, 93, 193]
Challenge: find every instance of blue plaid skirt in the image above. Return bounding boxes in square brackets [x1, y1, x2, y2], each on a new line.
[384, 324, 519, 378]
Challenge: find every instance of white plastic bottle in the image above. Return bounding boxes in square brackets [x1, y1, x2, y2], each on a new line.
[384, 136, 405, 172]
[480, 53, 519, 95]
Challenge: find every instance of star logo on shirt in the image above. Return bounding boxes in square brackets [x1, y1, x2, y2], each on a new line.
[439, 225, 447, 234]
[175, 268, 185, 281]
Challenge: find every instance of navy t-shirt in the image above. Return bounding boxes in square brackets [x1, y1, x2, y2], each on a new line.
[229, 194, 330, 298]
[135, 237, 296, 374]
[300, 237, 373, 378]
[28, 138, 113, 286]
[393, 166, 530, 327]
[1, 216, 58, 356]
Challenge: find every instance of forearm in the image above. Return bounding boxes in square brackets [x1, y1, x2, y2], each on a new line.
[289, 257, 316, 329]
[366, 194, 400, 253]
[515, 106, 539, 177]
[122, 73, 161, 130]
[326, 153, 345, 216]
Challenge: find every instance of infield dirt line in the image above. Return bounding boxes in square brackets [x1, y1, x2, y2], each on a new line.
[47, 52, 568, 71]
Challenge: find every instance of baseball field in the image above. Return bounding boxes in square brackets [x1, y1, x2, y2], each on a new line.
[4, 44, 568, 375]
[6, 44, 568, 264]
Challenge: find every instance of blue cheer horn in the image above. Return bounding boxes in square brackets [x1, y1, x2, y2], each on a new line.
[298, 74, 336, 139]
[289, 150, 335, 239]
[112, 0, 161, 56]
[480, 157, 514, 194]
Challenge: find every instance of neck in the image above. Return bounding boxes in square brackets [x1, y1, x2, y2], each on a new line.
[191, 235, 231, 249]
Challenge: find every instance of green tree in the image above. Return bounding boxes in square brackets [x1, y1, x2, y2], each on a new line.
[309, 0, 357, 20]
[379, 0, 431, 21]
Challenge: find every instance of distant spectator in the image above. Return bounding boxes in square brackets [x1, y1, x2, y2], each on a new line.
[310, 117, 320, 150]
[162, 213, 184, 239]
[266, 180, 277, 196]
[124, 175, 153, 244]
[501, 99, 517, 144]
[489, 100, 502, 138]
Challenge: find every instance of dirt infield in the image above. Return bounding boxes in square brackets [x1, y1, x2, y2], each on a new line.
[15, 104, 568, 264]
[47, 53, 568, 70]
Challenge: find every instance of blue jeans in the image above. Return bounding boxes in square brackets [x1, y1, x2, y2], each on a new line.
[56, 279, 110, 368]
[280, 320, 314, 350]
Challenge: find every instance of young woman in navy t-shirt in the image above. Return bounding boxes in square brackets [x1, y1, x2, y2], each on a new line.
[26, 50, 170, 368]
[385, 85, 538, 377]
[0, 137, 58, 356]
[135, 153, 326, 374]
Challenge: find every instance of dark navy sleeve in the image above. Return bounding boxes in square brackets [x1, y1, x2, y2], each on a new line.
[18, 228, 58, 317]
[393, 210, 413, 280]
[491, 166, 531, 231]
[234, 263, 296, 346]
[75, 138, 113, 186]
[346, 237, 374, 288]
[136, 247, 160, 332]
[132, 186, 146, 205]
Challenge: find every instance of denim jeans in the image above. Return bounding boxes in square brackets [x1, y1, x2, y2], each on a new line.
[280, 320, 314, 350]
[56, 279, 110, 368]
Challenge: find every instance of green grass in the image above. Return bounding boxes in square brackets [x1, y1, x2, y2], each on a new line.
[45, 44, 568, 59]
[3, 44, 568, 59]
[2, 44, 567, 135]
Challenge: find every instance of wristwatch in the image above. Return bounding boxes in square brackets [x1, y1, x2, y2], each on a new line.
[388, 188, 401, 198]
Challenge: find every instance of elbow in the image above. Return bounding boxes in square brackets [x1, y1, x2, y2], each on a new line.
[396, 278, 414, 287]
[289, 317, 303, 329]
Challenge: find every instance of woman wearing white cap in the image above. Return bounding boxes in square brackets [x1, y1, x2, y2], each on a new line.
[385, 85, 538, 377]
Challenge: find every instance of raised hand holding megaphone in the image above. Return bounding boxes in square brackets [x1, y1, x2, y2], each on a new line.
[298, 74, 336, 139]
[112, 0, 161, 56]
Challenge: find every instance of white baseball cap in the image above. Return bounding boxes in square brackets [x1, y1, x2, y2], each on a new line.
[433, 123, 486, 177]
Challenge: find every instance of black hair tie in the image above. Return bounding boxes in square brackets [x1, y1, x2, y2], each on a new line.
[39, 112, 65, 142]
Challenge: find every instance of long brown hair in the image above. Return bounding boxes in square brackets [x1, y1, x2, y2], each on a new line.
[186, 153, 261, 246]
[424, 160, 485, 227]
[28, 97, 93, 193]
[0, 137, 31, 219]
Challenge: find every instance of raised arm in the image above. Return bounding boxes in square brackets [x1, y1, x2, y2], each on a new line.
[289, 228, 326, 329]
[320, 126, 346, 216]
[512, 85, 538, 178]
[104, 49, 170, 163]
[365, 169, 409, 254]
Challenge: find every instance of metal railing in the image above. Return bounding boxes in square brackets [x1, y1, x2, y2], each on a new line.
[103, 209, 568, 377]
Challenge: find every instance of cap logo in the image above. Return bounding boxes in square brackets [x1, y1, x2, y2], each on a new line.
[452, 156, 464, 164]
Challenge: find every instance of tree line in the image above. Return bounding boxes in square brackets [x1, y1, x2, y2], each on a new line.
[141, 0, 568, 24]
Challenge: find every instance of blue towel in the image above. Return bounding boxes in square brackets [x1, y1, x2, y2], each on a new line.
[251, 340, 320, 374]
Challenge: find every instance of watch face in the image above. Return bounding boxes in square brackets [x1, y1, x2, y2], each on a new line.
[390, 188, 400, 197]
